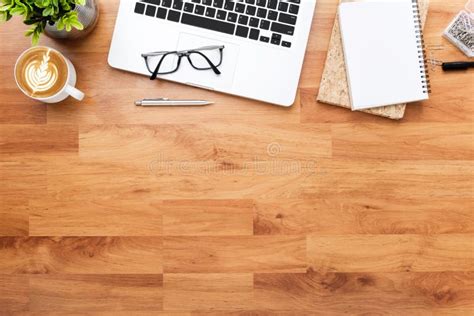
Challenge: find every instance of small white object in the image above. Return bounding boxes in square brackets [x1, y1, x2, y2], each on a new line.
[65, 85, 85, 101]
[135, 98, 212, 106]
[443, 1, 474, 58]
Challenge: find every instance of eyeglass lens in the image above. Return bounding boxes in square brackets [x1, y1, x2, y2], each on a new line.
[188, 50, 222, 69]
[146, 53, 179, 74]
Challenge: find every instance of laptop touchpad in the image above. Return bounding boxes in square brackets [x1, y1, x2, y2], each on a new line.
[170, 33, 240, 91]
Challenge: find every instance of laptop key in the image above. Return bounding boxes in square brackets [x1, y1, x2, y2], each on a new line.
[227, 12, 238, 22]
[134, 2, 146, 14]
[260, 35, 270, 42]
[216, 10, 227, 20]
[246, 5, 256, 15]
[267, 0, 277, 9]
[202, 0, 212, 5]
[289, 4, 299, 14]
[282, 41, 292, 48]
[257, 8, 267, 18]
[162, 0, 172, 7]
[143, 0, 161, 5]
[271, 21, 294, 35]
[260, 19, 270, 30]
[249, 17, 259, 27]
[205, 7, 216, 17]
[268, 10, 277, 21]
[271, 33, 281, 45]
[278, 1, 288, 12]
[181, 12, 235, 34]
[156, 7, 167, 18]
[213, 0, 224, 8]
[173, 0, 183, 10]
[235, 3, 245, 13]
[167, 10, 181, 22]
[279, 12, 297, 25]
[249, 28, 260, 40]
[256, 0, 266, 7]
[224, 1, 235, 10]
[184, 2, 194, 12]
[195, 5, 205, 14]
[238, 15, 249, 25]
[236, 25, 249, 37]
[145, 5, 157, 17]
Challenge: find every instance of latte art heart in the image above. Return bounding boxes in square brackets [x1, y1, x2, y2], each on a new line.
[24, 49, 59, 96]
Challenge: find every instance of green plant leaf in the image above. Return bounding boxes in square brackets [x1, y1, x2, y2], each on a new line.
[56, 16, 64, 29]
[42, 5, 54, 16]
[3, 0, 87, 40]
[25, 22, 44, 45]
[13, 0, 29, 15]
[0, 10, 12, 21]
[31, 31, 40, 44]
[9, 5, 26, 16]
[0, 0, 15, 11]
[0, 5, 14, 12]
[24, 26, 35, 36]
[69, 18, 82, 30]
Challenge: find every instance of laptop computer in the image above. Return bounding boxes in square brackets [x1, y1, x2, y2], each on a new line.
[108, 0, 316, 106]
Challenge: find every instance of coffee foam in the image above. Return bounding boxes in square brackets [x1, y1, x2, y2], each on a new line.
[24, 49, 59, 96]
[15, 47, 68, 99]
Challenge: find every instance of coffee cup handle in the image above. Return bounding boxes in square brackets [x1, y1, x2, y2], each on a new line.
[65, 85, 85, 101]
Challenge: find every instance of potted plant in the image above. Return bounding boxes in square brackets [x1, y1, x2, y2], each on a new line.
[0, 0, 99, 44]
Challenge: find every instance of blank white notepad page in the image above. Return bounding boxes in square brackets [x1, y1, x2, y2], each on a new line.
[339, 0, 429, 110]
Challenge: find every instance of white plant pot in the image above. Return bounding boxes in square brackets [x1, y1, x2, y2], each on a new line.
[44, 0, 99, 40]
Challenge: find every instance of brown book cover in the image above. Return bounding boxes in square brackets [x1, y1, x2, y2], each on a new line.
[317, 0, 430, 120]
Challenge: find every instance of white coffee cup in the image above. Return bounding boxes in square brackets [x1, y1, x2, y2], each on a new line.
[14, 46, 85, 103]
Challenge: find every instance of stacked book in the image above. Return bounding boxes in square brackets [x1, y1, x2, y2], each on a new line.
[317, 0, 430, 120]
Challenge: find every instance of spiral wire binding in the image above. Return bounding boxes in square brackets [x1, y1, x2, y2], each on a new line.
[412, 0, 431, 94]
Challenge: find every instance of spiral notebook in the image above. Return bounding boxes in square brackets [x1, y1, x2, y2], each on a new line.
[338, 0, 430, 111]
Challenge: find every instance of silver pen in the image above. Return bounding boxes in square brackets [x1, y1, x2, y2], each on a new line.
[135, 98, 213, 106]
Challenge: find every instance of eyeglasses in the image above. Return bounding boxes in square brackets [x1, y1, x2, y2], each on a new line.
[141, 45, 224, 80]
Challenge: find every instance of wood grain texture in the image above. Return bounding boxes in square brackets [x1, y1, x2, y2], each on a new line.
[163, 236, 306, 273]
[164, 274, 254, 310]
[0, 237, 163, 274]
[0, 125, 78, 155]
[307, 234, 474, 273]
[29, 197, 163, 236]
[254, 197, 474, 235]
[29, 274, 163, 311]
[0, 0, 473, 313]
[254, 271, 474, 311]
[162, 200, 254, 236]
[0, 275, 29, 313]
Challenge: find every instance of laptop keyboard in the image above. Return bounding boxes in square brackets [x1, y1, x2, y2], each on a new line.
[133, 0, 300, 48]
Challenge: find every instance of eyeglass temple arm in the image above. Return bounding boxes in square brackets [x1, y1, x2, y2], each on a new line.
[142, 51, 177, 57]
[142, 46, 223, 57]
[181, 45, 225, 53]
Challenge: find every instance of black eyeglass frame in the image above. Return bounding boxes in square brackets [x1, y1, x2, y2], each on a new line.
[141, 45, 225, 80]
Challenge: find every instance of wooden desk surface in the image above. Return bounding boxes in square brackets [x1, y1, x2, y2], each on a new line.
[1, 0, 473, 314]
